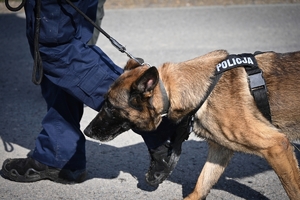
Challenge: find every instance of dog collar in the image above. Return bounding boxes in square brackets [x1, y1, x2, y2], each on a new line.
[159, 79, 169, 117]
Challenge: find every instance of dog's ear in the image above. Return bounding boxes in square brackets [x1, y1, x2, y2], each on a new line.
[134, 67, 159, 92]
[129, 67, 159, 110]
[124, 58, 144, 71]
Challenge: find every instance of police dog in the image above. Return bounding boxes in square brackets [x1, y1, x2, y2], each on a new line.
[84, 50, 300, 200]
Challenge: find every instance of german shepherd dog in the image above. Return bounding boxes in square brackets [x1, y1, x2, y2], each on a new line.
[84, 50, 300, 200]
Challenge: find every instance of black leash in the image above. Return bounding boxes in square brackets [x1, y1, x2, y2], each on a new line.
[64, 0, 144, 65]
[5, 0, 43, 84]
[5, 0, 146, 85]
[32, 0, 43, 85]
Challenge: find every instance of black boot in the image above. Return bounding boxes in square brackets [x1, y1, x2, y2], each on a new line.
[1, 157, 86, 183]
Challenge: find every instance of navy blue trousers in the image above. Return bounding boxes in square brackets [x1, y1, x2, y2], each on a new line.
[25, 0, 176, 170]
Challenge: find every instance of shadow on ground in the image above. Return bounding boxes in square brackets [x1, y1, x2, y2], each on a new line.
[83, 138, 300, 199]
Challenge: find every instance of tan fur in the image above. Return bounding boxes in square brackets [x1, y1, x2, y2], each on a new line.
[90, 50, 300, 199]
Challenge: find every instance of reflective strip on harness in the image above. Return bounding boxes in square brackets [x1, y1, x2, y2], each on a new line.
[215, 53, 272, 122]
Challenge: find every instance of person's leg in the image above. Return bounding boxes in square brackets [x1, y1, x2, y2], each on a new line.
[1, 0, 109, 183]
[26, 0, 105, 166]
[32, 76, 85, 171]
[2, 76, 87, 183]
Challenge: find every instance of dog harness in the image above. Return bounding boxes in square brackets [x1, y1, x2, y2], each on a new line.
[217, 53, 272, 122]
[188, 53, 272, 133]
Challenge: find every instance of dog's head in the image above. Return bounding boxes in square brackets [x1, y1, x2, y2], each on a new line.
[84, 59, 164, 142]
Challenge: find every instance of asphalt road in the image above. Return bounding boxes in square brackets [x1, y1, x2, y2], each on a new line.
[1, 3, 300, 200]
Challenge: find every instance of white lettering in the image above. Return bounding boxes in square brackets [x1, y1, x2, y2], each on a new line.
[232, 58, 236, 65]
[247, 57, 254, 64]
[242, 57, 247, 64]
[216, 63, 222, 72]
[221, 61, 227, 69]
[216, 56, 255, 73]
[227, 59, 234, 67]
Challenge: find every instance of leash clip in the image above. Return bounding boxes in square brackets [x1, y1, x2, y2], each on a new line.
[109, 37, 126, 53]
[123, 49, 152, 67]
[109, 37, 149, 66]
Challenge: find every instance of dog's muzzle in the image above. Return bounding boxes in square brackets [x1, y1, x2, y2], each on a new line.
[84, 103, 131, 142]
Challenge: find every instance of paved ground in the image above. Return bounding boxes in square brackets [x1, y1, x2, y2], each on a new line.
[1, 0, 300, 12]
[103, 0, 300, 9]
[1, 3, 300, 200]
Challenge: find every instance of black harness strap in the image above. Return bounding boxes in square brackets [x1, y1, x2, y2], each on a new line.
[188, 53, 272, 133]
[187, 72, 222, 133]
[189, 53, 272, 133]
[215, 53, 272, 122]
[245, 52, 272, 122]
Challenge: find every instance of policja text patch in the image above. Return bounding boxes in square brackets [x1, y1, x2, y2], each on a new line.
[216, 54, 258, 74]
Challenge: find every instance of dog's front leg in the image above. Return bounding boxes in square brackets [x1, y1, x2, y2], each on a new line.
[184, 140, 234, 200]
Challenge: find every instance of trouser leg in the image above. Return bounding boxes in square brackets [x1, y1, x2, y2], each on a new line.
[24, 0, 123, 171]
[31, 76, 86, 170]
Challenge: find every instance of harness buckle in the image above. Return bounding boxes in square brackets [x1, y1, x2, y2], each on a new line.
[248, 72, 265, 91]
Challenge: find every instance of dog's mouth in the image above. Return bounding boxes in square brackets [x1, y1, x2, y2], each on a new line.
[84, 101, 132, 142]
[84, 120, 131, 142]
